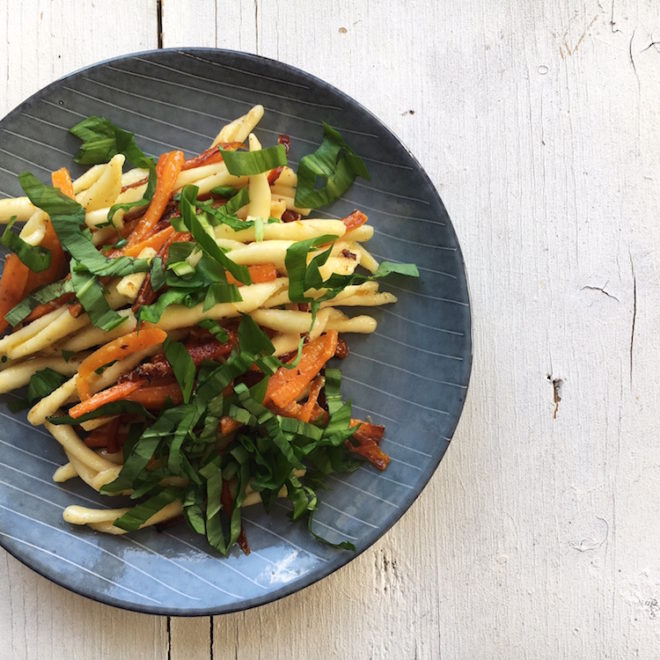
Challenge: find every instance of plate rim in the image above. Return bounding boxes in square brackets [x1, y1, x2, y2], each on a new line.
[0, 46, 473, 616]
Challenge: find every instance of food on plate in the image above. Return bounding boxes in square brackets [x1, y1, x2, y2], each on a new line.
[0, 105, 418, 554]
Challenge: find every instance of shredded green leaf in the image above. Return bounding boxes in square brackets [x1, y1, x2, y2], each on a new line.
[1, 217, 51, 272]
[113, 486, 183, 532]
[4, 278, 73, 327]
[163, 338, 195, 404]
[294, 123, 370, 208]
[219, 145, 287, 176]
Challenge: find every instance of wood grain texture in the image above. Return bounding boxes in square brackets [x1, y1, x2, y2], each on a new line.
[3, 0, 660, 658]
[0, 2, 167, 659]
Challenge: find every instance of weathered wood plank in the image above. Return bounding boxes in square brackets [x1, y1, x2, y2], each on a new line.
[0, 2, 167, 659]
[2, 0, 660, 657]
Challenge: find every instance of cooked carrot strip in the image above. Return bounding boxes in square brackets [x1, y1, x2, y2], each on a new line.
[350, 420, 385, 443]
[122, 225, 175, 257]
[182, 142, 243, 170]
[341, 210, 368, 233]
[265, 331, 338, 409]
[69, 380, 145, 419]
[68, 302, 83, 317]
[0, 255, 30, 333]
[220, 416, 242, 437]
[346, 442, 390, 471]
[23, 221, 68, 295]
[24, 293, 76, 323]
[84, 417, 120, 450]
[51, 167, 75, 198]
[298, 377, 325, 423]
[76, 327, 168, 401]
[22, 168, 71, 295]
[346, 419, 389, 470]
[227, 263, 277, 287]
[125, 382, 183, 408]
[128, 150, 184, 245]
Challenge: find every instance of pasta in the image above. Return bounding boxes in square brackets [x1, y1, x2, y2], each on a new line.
[0, 106, 419, 556]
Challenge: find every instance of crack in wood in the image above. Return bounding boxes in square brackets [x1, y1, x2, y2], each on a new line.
[209, 616, 214, 660]
[167, 616, 172, 660]
[157, 0, 163, 49]
[581, 283, 619, 302]
[629, 252, 637, 384]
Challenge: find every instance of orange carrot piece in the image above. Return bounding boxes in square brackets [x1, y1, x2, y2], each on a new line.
[22, 168, 71, 296]
[220, 416, 242, 436]
[122, 225, 175, 257]
[265, 331, 338, 409]
[84, 417, 120, 450]
[0, 255, 29, 333]
[298, 376, 325, 423]
[23, 220, 68, 294]
[227, 263, 278, 287]
[24, 293, 76, 323]
[125, 382, 183, 408]
[346, 419, 389, 470]
[76, 327, 168, 401]
[182, 142, 243, 170]
[69, 380, 145, 419]
[341, 210, 368, 233]
[51, 167, 75, 198]
[128, 150, 184, 245]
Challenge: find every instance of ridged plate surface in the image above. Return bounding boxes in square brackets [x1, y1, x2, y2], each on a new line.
[0, 49, 471, 615]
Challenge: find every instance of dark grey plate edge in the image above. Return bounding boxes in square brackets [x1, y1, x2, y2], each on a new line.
[0, 47, 473, 617]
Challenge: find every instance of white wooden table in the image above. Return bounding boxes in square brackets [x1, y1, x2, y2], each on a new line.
[1, 1, 659, 658]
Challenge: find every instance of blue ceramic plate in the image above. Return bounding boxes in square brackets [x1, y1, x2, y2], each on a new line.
[0, 49, 471, 615]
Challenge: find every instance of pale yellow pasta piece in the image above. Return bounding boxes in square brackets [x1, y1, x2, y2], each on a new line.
[272, 166, 297, 187]
[319, 290, 398, 307]
[72, 501, 184, 535]
[0, 197, 37, 223]
[271, 333, 301, 356]
[227, 240, 293, 269]
[0, 306, 71, 357]
[270, 199, 286, 220]
[80, 416, 115, 432]
[64, 451, 99, 490]
[52, 462, 78, 483]
[113, 183, 147, 205]
[0, 354, 83, 394]
[28, 375, 79, 425]
[73, 164, 105, 193]
[270, 193, 311, 216]
[116, 247, 156, 299]
[343, 225, 374, 242]
[250, 308, 376, 335]
[64, 504, 130, 525]
[328, 314, 378, 333]
[45, 421, 116, 473]
[8, 312, 90, 359]
[61, 309, 137, 352]
[213, 104, 264, 146]
[121, 168, 150, 187]
[90, 466, 122, 491]
[175, 161, 227, 189]
[19, 210, 48, 246]
[91, 226, 119, 246]
[213, 219, 346, 244]
[84, 207, 123, 230]
[247, 133, 271, 220]
[76, 155, 125, 211]
[351, 243, 379, 273]
[157, 280, 286, 331]
[270, 183, 298, 199]
[192, 165, 247, 196]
